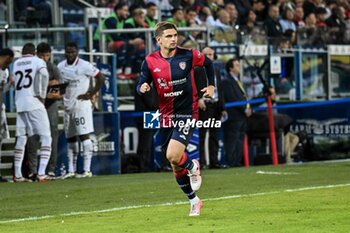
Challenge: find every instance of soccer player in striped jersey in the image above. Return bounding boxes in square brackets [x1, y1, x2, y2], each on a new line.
[12, 43, 51, 182]
[137, 22, 215, 216]
[0, 48, 14, 182]
[57, 42, 104, 179]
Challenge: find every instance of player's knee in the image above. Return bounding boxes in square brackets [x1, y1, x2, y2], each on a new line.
[166, 151, 181, 165]
[40, 135, 52, 147]
[15, 136, 27, 149]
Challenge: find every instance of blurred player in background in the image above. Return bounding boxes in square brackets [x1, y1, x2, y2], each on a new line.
[0, 48, 14, 182]
[137, 22, 215, 216]
[58, 42, 104, 178]
[12, 43, 51, 182]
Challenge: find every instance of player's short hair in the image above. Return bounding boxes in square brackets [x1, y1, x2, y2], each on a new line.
[0, 48, 14, 57]
[37, 42, 51, 53]
[132, 8, 145, 17]
[145, 2, 156, 8]
[22, 43, 36, 55]
[154, 22, 177, 37]
[65, 42, 78, 50]
[114, 1, 128, 12]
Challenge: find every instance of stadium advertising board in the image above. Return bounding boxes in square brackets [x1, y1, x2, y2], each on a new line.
[279, 100, 350, 161]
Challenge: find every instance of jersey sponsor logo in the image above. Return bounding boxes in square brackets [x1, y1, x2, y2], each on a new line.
[153, 68, 161, 73]
[179, 62, 186, 70]
[168, 77, 186, 86]
[164, 90, 183, 97]
[157, 78, 169, 89]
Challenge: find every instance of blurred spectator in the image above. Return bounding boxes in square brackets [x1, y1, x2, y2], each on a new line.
[303, 0, 323, 18]
[123, 8, 148, 75]
[264, 5, 284, 43]
[315, 7, 328, 27]
[225, 2, 240, 27]
[145, 2, 158, 28]
[203, 0, 223, 17]
[195, 47, 227, 169]
[240, 10, 258, 35]
[93, 2, 129, 74]
[222, 58, 252, 167]
[14, 0, 52, 26]
[294, 6, 305, 27]
[204, 7, 233, 30]
[0, 0, 6, 22]
[251, 0, 266, 23]
[295, 0, 305, 8]
[166, 7, 187, 27]
[284, 28, 297, 46]
[172, 0, 203, 10]
[231, 0, 251, 19]
[184, 7, 199, 26]
[105, 0, 119, 8]
[326, 6, 347, 44]
[326, 6, 347, 28]
[325, 0, 338, 19]
[14, 0, 30, 22]
[304, 12, 317, 28]
[299, 12, 328, 45]
[279, 6, 296, 32]
[275, 37, 295, 96]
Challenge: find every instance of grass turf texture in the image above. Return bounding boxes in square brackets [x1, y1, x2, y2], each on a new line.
[0, 161, 349, 232]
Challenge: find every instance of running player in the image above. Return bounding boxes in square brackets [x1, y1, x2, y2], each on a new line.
[57, 42, 104, 178]
[12, 43, 51, 182]
[0, 48, 14, 182]
[137, 22, 215, 216]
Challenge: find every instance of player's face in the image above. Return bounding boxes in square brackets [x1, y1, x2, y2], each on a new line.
[157, 29, 178, 50]
[65, 46, 78, 64]
[37, 52, 51, 63]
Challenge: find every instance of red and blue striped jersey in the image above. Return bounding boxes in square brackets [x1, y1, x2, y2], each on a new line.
[137, 47, 215, 125]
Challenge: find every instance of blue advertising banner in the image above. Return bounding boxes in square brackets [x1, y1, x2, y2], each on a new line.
[56, 112, 120, 176]
[98, 63, 117, 113]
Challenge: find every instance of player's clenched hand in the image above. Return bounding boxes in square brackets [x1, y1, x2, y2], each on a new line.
[201, 85, 214, 98]
[140, 83, 150, 93]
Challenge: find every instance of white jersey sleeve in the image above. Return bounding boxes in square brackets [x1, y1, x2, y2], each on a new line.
[12, 55, 47, 112]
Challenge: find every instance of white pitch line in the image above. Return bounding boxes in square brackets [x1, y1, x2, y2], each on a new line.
[256, 171, 300, 175]
[1, 183, 350, 224]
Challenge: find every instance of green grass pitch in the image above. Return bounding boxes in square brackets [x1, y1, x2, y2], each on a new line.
[0, 161, 349, 233]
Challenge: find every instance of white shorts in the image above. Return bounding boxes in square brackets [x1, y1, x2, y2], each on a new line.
[16, 107, 51, 137]
[64, 106, 94, 138]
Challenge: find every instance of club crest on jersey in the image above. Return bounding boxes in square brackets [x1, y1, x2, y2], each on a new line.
[179, 62, 186, 70]
[157, 78, 168, 89]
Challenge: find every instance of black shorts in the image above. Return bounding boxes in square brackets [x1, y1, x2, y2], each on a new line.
[160, 125, 195, 155]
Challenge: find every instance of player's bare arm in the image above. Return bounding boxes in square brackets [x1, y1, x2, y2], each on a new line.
[78, 72, 104, 100]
